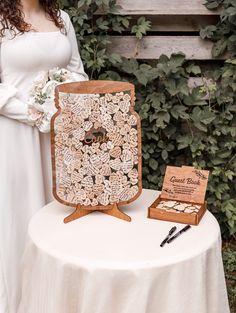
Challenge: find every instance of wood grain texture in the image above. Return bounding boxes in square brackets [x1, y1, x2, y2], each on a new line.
[161, 166, 209, 203]
[64, 203, 131, 223]
[143, 15, 219, 32]
[107, 36, 222, 60]
[95, 14, 219, 31]
[115, 0, 220, 15]
[148, 196, 207, 225]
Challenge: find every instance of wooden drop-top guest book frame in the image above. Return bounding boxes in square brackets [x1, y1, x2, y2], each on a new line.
[51, 81, 142, 223]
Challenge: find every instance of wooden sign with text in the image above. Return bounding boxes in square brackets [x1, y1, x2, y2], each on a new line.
[161, 166, 209, 204]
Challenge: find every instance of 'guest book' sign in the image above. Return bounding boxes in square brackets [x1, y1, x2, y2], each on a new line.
[51, 81, 142, 223]
[148, 166, 209, 225]
[161, 166, 209, 204]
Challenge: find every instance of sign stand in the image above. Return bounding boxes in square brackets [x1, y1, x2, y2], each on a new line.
[64, 204, 131, 223]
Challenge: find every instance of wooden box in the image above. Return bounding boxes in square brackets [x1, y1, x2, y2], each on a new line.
[148, 197, 207, 225]
[148, 166, 209, 225]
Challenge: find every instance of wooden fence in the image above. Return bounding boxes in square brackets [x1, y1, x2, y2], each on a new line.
[107, 0, 221, 60]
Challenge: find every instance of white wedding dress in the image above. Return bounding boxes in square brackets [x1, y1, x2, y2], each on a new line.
[0, 10, 88, 313]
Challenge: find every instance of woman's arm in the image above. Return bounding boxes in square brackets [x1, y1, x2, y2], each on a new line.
[0, 37, 33, 124]
[63, 11, 89, 81]
[0, 83, 33, 125]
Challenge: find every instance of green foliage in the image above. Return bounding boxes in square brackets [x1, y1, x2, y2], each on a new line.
[59, 0, 236, 239]
[131, 17, 151, 39]
[200, 0, 236, 57]
[125, 56, 236, 238]
[223, 244, 236, 312]
[59, 0, 131, 78]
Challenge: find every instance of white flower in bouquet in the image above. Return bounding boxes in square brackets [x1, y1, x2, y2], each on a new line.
[28, 68, 83, 133]
[30, 71, 49, 94]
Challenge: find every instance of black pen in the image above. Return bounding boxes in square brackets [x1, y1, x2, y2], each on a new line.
[160, 226, 177, 247]
[167, 225, 191, 244]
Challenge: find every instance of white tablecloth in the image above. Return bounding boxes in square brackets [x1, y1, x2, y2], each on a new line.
[18, 189, 230, 313]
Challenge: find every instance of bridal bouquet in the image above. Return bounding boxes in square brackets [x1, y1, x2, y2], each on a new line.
[28, 68, 82, 133]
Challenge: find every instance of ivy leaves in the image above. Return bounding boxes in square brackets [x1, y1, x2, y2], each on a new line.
[131, 17, 151, 39]
[200, 25, 217, 39]
[204, 0, 223, 10]
[191, 107, 216, 132]
[110, 52, 236, 237]
[200, 0, 236, 57]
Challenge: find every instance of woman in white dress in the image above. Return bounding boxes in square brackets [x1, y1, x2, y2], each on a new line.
[0, 0, 88, 312]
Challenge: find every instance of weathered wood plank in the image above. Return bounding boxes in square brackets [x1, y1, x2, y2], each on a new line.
[115, 0, 220, 15]
[94, 15, 219, 32]
[108, 36, 222, 60]
[145, 15, 219, 32]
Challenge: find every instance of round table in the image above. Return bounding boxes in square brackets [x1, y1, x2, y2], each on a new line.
[18, 189, 230, 313]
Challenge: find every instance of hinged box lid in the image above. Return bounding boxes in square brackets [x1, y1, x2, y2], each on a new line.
[161, 166, 209, 204]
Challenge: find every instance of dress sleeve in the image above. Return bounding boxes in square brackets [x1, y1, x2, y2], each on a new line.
[64, 12, 89, 81]
[0, 84, 33, 124]
[0, 39, 33, 125]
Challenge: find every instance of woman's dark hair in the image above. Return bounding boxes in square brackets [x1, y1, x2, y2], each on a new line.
[0, 0, 64, 36]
